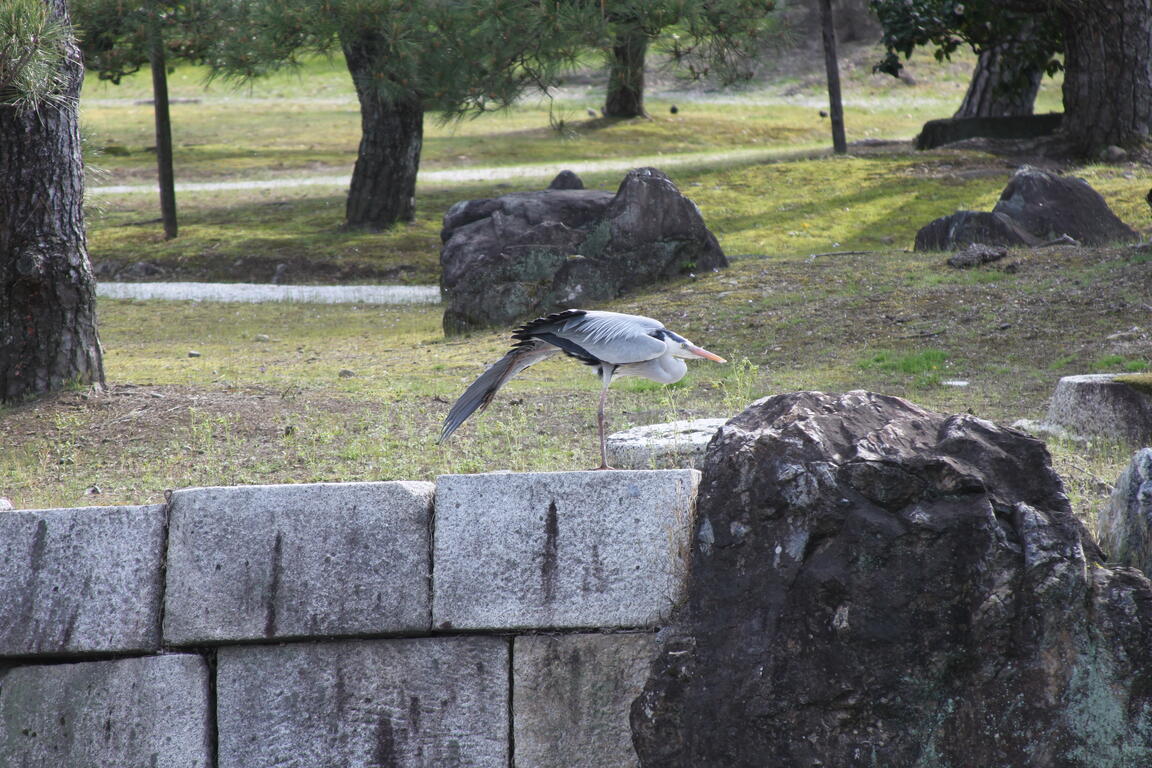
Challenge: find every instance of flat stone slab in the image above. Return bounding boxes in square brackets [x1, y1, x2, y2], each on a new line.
[514, 632, 658, 768]
[433, 470, 700, 630]
[606, 418, 727, 470]
[0, 654, 211, 767]
[217, 636, 508, 768]
[0, 504, 165, 656]
[164, 481, 435, 644]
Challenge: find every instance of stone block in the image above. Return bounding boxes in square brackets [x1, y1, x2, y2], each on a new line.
[0, 654, 211, 767]
[217, 636, 508, 768]
[164, 481, 434, 645]
[433, 470, 699, 630]
[514, 632, 658, 768]
[606, 418, 727, 469]
[0, 504, 165, 656]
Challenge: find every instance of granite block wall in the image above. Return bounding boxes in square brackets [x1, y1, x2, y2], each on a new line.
[0, 471, 699, 768]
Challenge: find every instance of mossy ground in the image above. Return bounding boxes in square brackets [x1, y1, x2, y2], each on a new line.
[2, 45, 1148, 516]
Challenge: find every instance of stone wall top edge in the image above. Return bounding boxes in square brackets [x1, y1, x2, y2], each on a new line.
[169, 479, 436, 497]
[1, 503, 167, 516]
[435, 468, 702, 481]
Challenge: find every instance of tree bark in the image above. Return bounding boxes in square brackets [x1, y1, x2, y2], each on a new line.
[955, 44, 1043, 118]
[1058, 0, 1152, 152]
[341, 31, 423, 231]
[0, 0, 104, 403]
[604, 28, 648, 119]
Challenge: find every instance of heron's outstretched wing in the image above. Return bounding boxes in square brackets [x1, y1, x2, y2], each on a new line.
[527, 310, 668, 365]
[438, 339, 558, 443]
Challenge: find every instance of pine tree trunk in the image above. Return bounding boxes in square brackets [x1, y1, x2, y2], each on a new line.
[604, 28, 648, 118]
[341, 32, 423, 231]
[955, 45, 1043, 118]
[0, 0, 104, 403]
[1059, 0, 1152, 153]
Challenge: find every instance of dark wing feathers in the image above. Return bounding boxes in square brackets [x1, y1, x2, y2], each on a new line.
[438, 339, 557, 443]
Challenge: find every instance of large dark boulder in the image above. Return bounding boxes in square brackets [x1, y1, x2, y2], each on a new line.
[914, 210, 1040, 251]
[632, 390, 1152, 768]
[992, 166, 1139, 246]
[439, 168, 726, 334]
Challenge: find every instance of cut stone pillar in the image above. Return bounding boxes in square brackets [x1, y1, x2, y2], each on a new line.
[163, 481, 435, 644]
[1043, 373, 1152, 447]
[606, 418, 726, 469]
[0, 504, 165, 656]
[433, 470, 699, 630]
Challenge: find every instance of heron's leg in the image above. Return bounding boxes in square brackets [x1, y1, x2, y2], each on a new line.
[596, 365, 617, 470]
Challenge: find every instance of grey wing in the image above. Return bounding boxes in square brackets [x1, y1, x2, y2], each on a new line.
[554, 311, 667, 364]
[439, 339, 558, 443]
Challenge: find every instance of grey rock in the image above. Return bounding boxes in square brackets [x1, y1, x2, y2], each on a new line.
[0, 654, 212, 767]
[946, 243, 1009, 268]
[514, 632, 657, 768]
[1102, 145, 1129, 163]
[217, 636, 508, 768]
[0, 504, 165, 656]
[633, 390, 1152, 767]
[1097, 448, 1152, 574]
[992, 166, 1138, 246]
[1043, 373, 1152, 448]
[164, 481, 434, 644]
[440, 167, 726, 334]
[913, 210, 1039, 251]
[606, 418, 727, 469]
[433, 470, 699, 630]
[548, 170, 585, 190]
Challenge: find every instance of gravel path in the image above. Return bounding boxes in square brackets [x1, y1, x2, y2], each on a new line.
[97, 282, 440, 304]
[89, 146, 810, 195]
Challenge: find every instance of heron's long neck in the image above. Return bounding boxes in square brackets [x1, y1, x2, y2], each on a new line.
[616, 353, 687, 384]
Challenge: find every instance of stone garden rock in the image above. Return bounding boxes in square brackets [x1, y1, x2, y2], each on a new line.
[914, 210, 1038, 251]
[605, 418, 727, 469]
[914, 166, 1138, 251]
[1097, 448, 1152, 575]
[440, 168, 726, 334]
[1043, 373, 1152, 448]
[0, 654, 212, 767]
[632, 390, 1152, 767]
[993, 166, 1139, 246]
[0, 504, 166, 656]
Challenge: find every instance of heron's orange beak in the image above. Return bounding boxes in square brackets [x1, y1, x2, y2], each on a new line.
[688, 344, 726, 363]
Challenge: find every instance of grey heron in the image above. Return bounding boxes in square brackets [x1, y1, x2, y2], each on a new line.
[438, 309, 726, 469]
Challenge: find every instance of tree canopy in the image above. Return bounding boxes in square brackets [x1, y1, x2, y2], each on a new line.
[869, 0, 1062, 89]
[71, 0, 216, 84]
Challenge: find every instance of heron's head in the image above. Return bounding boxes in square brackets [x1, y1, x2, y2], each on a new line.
[665, 331, 726, 363]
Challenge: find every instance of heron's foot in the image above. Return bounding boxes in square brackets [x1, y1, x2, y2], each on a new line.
[593, 463, 616, 471]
